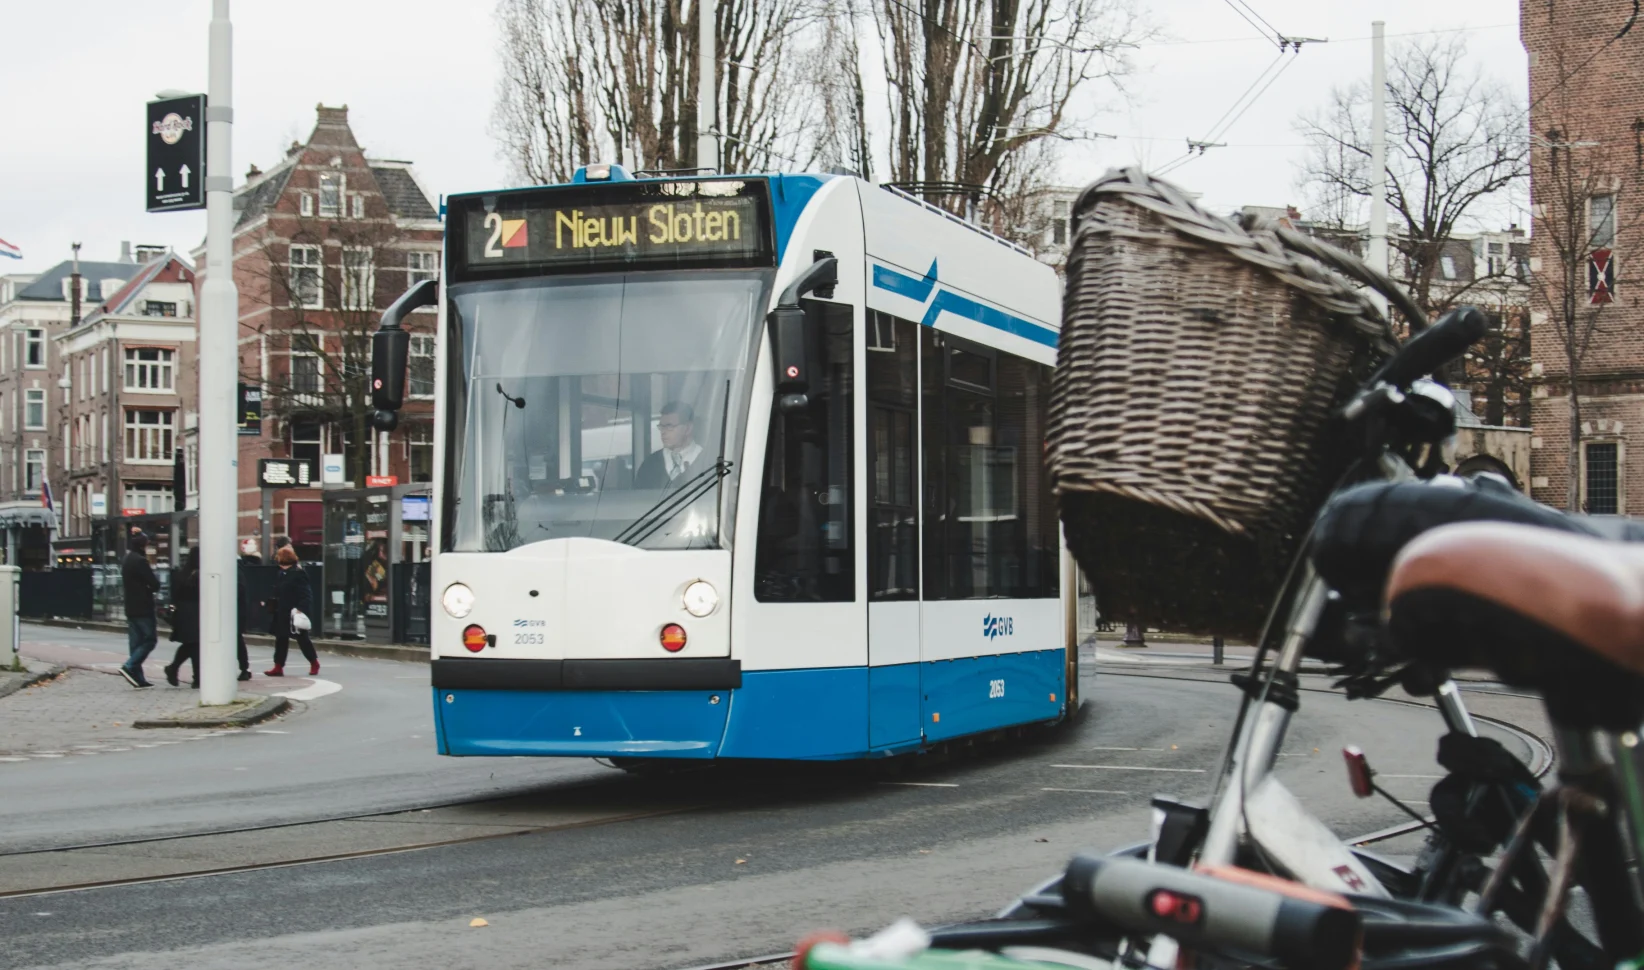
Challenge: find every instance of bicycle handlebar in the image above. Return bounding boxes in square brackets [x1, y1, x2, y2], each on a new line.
[1061, 855, 1361, 970]
[1368, 306, 1489, 391]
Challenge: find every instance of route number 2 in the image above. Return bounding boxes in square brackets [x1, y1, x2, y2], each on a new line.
[483, 212, 503, 258]
[988, 679, 1005, 699]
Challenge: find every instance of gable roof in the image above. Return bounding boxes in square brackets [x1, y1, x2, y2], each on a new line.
[234, 161, 296, 230]
[15, 260, 137, 303]
[369, 163, 437, 220]
[98, 253, 193, 317]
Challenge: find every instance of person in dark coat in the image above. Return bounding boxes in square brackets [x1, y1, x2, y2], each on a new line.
[163, 548, 202, 688]
[119, 533, 161, 689]
[266, 545, 319, 676]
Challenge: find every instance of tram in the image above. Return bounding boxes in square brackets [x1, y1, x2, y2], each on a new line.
[369, 164, 1080, 760]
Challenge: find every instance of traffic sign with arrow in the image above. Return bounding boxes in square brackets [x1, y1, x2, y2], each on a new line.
[146, 94, 206, 212]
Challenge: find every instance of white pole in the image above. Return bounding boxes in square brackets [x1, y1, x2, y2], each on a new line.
[1368, 20, 1389, 314]
[198, 0, 238, 705]
[697, 0, 718, 171]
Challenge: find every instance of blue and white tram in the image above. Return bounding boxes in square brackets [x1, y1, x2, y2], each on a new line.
[371, 165, 1079, 760]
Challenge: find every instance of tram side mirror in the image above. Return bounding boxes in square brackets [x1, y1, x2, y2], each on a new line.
[767, 256, 838, 414]
[769, 303, 810, 412]
[370, 279, 438, 431]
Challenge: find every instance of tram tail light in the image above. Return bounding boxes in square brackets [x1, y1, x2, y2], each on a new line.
[660, 623, 687, 652]
[462, 624, 489, 653]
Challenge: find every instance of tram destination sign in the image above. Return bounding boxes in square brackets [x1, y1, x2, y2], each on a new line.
[451, 179, 774, 278]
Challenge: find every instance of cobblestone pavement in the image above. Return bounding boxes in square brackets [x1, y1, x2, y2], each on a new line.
[0, 666, 247, 762]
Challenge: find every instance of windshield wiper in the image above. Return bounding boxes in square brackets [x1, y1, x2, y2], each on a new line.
[611, 460, 733, 547]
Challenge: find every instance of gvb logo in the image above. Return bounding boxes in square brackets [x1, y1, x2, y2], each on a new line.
[982, 614, 1014, 639]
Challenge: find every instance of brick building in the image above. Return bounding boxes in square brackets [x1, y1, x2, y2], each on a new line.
[1522, 0, 1644, 515]
[53, 251, 200, 563]
[0, 246, 171, 566]
[202, 104, 441, 562]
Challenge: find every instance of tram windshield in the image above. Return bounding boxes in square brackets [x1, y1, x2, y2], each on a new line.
[445, 270, 772, 552]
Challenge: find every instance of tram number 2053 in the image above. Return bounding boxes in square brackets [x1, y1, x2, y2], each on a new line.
[988, 679, 1006, 699]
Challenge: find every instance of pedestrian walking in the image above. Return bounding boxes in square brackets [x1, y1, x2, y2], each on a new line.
[119, 533, 161, 689]
[234, 548, 255, 681]
[265, 545, 319, 677]
[163, 548, 201, 688]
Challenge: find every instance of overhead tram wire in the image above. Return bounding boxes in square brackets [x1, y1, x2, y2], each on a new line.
[1155, 46, 1301, 177]
[1220, 0, 1284, 48]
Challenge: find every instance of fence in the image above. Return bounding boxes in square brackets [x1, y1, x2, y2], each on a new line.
[20, 570, 94, 619]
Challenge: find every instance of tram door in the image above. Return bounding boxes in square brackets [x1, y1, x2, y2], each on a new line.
[865, 313, 922, 748]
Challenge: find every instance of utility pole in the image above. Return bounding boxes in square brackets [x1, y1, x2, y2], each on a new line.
[697, 0, 718, 171]
[198, 0, 238, 705]
[1368, 20, 1390, 316]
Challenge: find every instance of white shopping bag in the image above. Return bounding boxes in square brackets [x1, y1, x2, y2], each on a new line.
[291, 609, 313, 632]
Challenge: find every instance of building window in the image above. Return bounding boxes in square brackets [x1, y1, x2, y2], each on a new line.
[124, 409, 175, 463]
[1439, 255, 1457, 280]
[341, 247, 374, 310]
[1052, 199, 1070, 246]
[1590, 194, 1617, 249]
[142, 301, 178, 317]
[408, 251, 438, 286]
[351, 193, 365, 219]
[290, 419, 322, 471]
[62, 421, 68, 468]
[290, 245, 322, 309]
[318, 173, 342, 218]
[24, 388, 45, 429]
[300, 193, 314, 217]
[123, 483, 172, 515]
[407, 424, 434, 483]
[24, 449, 44, 494]
[124, 347, 175, 391]
[24, 328, 44, 368]
[1584, 442, 1620, 514]
[101, 410, 108, 462]
[409, 334, 436, 397]
[291, 352, 322, 396]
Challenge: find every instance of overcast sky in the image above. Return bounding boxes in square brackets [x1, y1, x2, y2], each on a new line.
[1, 0, 1526, 275]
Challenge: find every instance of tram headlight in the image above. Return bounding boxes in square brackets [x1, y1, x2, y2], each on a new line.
[682, 580, 719, 617]
[442, 582, 476, 619]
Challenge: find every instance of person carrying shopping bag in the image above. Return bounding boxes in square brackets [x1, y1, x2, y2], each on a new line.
[163, 547, 202, 687]
[265, 545, 319, 677]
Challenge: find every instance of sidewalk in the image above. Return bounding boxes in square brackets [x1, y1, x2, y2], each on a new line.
[1, 633, 300, 762]
[29, 616, 428, 664]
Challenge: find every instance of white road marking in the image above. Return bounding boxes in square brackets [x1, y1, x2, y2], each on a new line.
[1378, 773, 1445, 779]
[255, 729, 289, 735]
[273, 678, 341, 701]
[1051, 764, 1206, 773]
[1042, 787, 1130, 795]
[879, 781, 959, 788]
[0, 756, 29, 762]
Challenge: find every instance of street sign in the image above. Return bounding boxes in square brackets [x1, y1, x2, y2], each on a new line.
[90, 493, 107, 517]
[321, 454, 345, 485]
[257, 458, 314, 488]
[146, 94, 206, 212]
[238, 382, 262, 436]
[365, 475, 398, 488]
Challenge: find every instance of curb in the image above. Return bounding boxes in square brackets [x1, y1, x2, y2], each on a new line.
[0, 663, 67, 701]
[27, 618, 429, 665]
[133, 694, 291, 729]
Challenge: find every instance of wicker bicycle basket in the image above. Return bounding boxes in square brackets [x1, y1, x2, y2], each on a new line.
[1048, 168, 1414, 641]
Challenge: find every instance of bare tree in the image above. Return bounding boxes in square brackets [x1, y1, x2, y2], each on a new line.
[869, 0, 1145, 231]
[1296, 37, 1527, 318]
[1525, 111, 1644, 511]
[493, 0, 822, 183]
[243, 215, 421, 485]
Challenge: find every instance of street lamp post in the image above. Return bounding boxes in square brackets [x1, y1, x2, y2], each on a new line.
[196, 0, 239, 705]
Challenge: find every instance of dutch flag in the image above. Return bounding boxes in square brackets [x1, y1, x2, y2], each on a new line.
[0, 237, 21, 260]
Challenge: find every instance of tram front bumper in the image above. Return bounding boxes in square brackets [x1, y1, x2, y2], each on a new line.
[432, 687, 732, 758]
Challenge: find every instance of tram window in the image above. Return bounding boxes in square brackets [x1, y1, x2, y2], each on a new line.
[922, 330, 1058, 600]
[868, 312, 918, 600]
[754, 300, 854, 602]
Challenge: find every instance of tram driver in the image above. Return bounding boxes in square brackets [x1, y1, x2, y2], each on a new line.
[635, 401, 706, 489]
